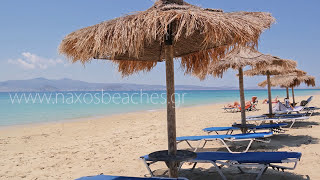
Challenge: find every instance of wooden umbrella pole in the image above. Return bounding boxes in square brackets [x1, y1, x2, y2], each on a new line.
[238, 67, 247, 133]
[292, 87, 296, 106]
[267, 73, 273, 117]
[286, 87, 289, 99]
[165, 23, 178, 178]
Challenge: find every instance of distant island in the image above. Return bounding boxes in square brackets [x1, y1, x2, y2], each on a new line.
[0, 78, 243, 92]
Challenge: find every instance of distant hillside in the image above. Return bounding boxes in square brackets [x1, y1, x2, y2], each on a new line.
[0, 78, 239, 92]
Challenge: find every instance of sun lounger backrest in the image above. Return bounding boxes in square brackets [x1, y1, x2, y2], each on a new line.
[305, 96, 313, 106]
[300, 96, 313, 106]
[194, 151, 301, 164]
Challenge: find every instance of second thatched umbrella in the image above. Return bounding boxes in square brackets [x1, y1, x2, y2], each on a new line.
[258, 71, 315, 105]
[258, 69, 306, 99]
[59, 0, 274, 177]
[244, 61, 297, 117]
[195, 47, 296, 132]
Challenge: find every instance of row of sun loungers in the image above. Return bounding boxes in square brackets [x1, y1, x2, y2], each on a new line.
[224, 96, 320, 115]
[162, 97, 314, 178]
[76, 96, 318, 180]
[273, 96, 320, 115]
[77, 148, 302, 180]
[76, 134, 300, 180]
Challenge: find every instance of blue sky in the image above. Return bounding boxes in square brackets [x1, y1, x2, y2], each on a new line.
[0, 0, 319, 88]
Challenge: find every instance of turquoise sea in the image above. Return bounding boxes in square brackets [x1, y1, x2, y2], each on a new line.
[0, 89, 319, 126]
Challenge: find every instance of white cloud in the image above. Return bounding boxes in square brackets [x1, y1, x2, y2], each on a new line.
[8, 52, 65, 70]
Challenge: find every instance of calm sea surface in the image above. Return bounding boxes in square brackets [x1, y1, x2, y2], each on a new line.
[0, 89, 319, 126]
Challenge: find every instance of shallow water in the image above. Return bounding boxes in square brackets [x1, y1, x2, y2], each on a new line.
[0, 89, 319, 126]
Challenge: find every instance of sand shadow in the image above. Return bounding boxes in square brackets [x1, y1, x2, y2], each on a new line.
[310, 112, 320, 116]
[250, 134, 319, 151]
[178, 167, 309, 180]
[180, 134, 319, 152]
[150, 166, 309, 180]
[289, 121, 319, 128]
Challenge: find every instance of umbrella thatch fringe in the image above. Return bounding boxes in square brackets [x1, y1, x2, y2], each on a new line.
[59, 0, 275, 76]
[243, 60, 297, 76]
[113, 60, 158, 77]
[259, 72, 315, 88]
[208, 47, 292, 79]
[189, 47, 297, 80]
[112, 45, 229, 77]
[180, 46, 229, 77]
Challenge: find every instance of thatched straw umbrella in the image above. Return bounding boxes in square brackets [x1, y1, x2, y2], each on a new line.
[195, 47, 295, 133]
[59, 0, 275, 177]
[258, 71, 315, 105]
[258, 69, 306, 99]
[244, 61, 297, 117]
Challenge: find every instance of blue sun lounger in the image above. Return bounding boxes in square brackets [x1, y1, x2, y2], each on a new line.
[203, 123, 288, 135]
[247, 113, 307, 119]
[302, 106, 320, 112]
[177, 132, 273, 153]
[141, 151, 301, 180]
[76, 175, 188, 180]
[246, 116, 309, 128]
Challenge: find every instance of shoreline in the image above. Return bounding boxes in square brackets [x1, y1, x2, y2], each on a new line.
[0, 92, 318, 130]
[0, 101, 229, 131]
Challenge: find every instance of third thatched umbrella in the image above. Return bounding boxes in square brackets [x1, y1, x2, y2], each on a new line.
[258, 71, 315, 106]
[194, 47, 296, 133]
[59, 0, 274, 177]
[244, 61, 297, 117]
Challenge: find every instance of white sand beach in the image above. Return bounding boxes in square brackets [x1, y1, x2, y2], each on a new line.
[0, 95, 319, 180]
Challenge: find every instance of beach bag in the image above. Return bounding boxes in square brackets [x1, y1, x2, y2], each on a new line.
[300, 100, 308, 106]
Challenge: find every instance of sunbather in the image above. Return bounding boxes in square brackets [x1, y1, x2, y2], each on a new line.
[224, 101, 253, 113]
[262, 96, 279, 104]
[225, 101, 240, 108]
[225, 101, 251, 108]
[250, 96, 259, 111]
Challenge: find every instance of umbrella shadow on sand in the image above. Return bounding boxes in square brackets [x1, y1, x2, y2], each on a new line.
[310, 112, 320, 116]
[150, 165, 310, 180]
[290, 121, 319, 128]
[178, 168, 310, 180]
[252, 134, 319, 151]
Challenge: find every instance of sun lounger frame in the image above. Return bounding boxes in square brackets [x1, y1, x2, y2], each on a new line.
[140, 153, 300, 180]
[182, 158, 299, 180]
[246, 116, 309, 128]
[176, 133, 272, 153]
[203, 123, 287, 135]
[77, 174, 189, 180]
